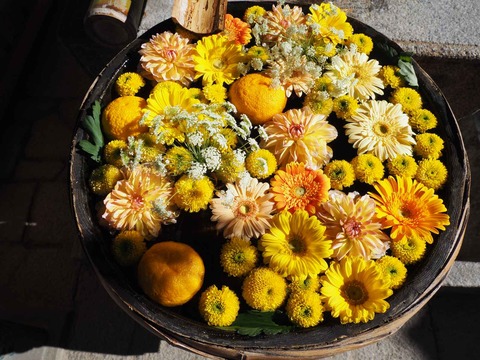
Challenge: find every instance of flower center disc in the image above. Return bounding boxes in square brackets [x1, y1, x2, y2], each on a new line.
[213, 58, 226, 70]
[342, 280, 368, 305]
[373, 122, 390, 136]
[131, 194, 144, 210]
[289, 124, 304, 139]
[294, 186, 306, 197]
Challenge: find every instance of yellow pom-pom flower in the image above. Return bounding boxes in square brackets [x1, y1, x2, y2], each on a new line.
[304, 95, 334, 116]
[111, 230, 146, 266]
[199, 285, 240, 326]
[390, 87, 423, 114]
[215, 149, 245, 183]
[165, 146, 194, 176]
[351, 154, 384, 185]
[115, 72, 146, 96]
[379, 65, 405, 89]
[415, 159, 448, 190]
[333, 95, 359, 119]
[203, 84, 227, 103]
[220, 237, 258, 277]
[242, 267, 287, 311]
[323, 160, 355, 190]
[244, 5, 266, 23]
[102, 96, 148, 141]
[346, 33, 374, 55]
[247, 46, 269, 63]
[89, 164, 123, 196]
[376, 255, 408, 290]
[390, 236, 427, 265]
[414, 133, 444, 159]
[288, 275, 320, 294]
[286, 290, 324, 328]
[104, 140, 128, 167]
[409, 108, 438, 133]
[245, 149, 277, 179]
[173, 175, 215, 212]
[387, 155, 418, 178]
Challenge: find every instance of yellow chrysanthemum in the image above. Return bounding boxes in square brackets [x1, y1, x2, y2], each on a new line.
[323, 160, 355, 190]
[214, 149, 245, 183]
[346, 100, 415, 162]
[346, 33, 374, 55]
[164, 146, 194, 176]
[243, 5, 266, 23]
[308, 3, 353, 46]
[210, 177, 275, 240]
[369, 176, 450, 243]
[199, 285, 240, 326]
[414, 133, 444, 159]
[223, 13, 252, 45]
[390, 235, 427, 265]
[351, 154, 384, 185]
[304, 94, 334, 116]
[415, 159, 448, 191]
[139, 31, 196, 86]
[102, 165, 176, 239]
[286, 290, 324, 328]
[261, 108, 338, 169]
[320, 256, 393, 324]
[202, 83, 227, 103]
[326, 51, 384, 100]
[379, 65, 405, 89]
[220, 237, 258, 277]
[115, 72, 146, 96]
[387, 155, 418, 178]
[259, 209, 333, 280]
[270, 162, 330, 215]
[376, 255, 408, 290]
[245, 149, 277, 179]
[390, 87, 423, 114]
[288, 275, 320, 294]
[89, 164, 123, 196]
[104, 140, 128, 168]
[242, 267, 288, 311]
[333, 95, 359, 119]
[173, 175, 215, 213]
[193, 34, 246, 85]
[111, 230, 146, 266]
[409, 108, 438, 133]
[247, 46, 269, 62]
[211, 128, 238, 153]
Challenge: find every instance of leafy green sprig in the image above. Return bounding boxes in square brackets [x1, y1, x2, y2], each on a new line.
[78, 100, 104, 162]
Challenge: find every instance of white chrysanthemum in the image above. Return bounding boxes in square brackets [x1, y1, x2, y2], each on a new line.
[325, 51, 384, 100]
[345, 100, 416, 161]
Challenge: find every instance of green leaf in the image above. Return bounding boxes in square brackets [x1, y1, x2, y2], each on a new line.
[78, 100, 104, 162]
[217, 311, 293, 337]
[376, 42, 398, 61]
[398, 59, 419, 87]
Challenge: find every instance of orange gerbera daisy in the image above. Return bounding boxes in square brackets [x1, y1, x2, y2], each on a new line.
[270, 162, 330, 215]
[369, 176, 450, 243]
[223, 14, 252, 45]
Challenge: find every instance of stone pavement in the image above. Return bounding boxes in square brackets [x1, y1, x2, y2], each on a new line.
[0, 0, 479, 359]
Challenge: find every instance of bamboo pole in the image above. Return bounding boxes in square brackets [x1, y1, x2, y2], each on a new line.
[171, 0, 228, 34]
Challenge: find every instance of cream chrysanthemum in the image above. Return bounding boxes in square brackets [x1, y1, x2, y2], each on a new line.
[259, 209, 333, 280]
[139, 32, 196, 86]
[261, 108, 338, 169]
[326, 51, 384, 100]
[102, 165, 176, 239]
[318, 190, 390, 260]
[345, 100, 415, 162]
[210, 177, 275, 240]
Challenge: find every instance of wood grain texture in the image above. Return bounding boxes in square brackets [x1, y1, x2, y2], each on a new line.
[172, 0, 228, 34]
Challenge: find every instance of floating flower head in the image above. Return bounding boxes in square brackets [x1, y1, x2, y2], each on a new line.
[220, 237, 258, 277]
[245, 149, 277, 179]
[115, 72, 146, 96]
[308, 3, 353, 46]
[223, 14, 252, 45]
[379, 65, 405, 89]
[409, 108, 438, 133]
[333, 95, 359, 119]
[139, 32, 196, 86]
[326, 51, 384, 100]
[286, 290, 324, 328]
[320, 256, 392, 324]
[199, 285, 240, 326]
[261, 4, 306, 43]
[270, 162, 330, 215]
[210, 176, 275, 240]
[262, 108, 338, 169]
[351, 154, 384, 185]
[390, 235, 427, 265]
[242, 267, 288, 311]
[289, 275, 321, 294]
[346, 33, 374, 55]
[111, 230, 146, 267]
[415, 159, 448, 191]
[390, 87, 423, 114]
[369, 176, 450, 243]
[376, 255, 408, 290]
[414, 133, 444, 159]
[345, 100, 416, 162]
[318, 190, 390, 260]
[174, 175, 215, 213]
[102, 165, 176, 239]
[259, 209, 333, 280]
[323, 160, 355, 191]
[387, 155, 418, 178]
[193, 34, 246, 85]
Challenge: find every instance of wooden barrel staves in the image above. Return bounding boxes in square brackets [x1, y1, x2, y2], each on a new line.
[70, 1, 470, 358]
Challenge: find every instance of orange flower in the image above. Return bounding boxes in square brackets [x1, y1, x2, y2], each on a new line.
[223, 14, 252, 45]
[270, 162, 330, 215]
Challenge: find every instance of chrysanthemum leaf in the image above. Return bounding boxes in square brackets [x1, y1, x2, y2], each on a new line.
[78, 100, 104, 162]
[217, 310, 293, 336]
[398, 59, 418, 87]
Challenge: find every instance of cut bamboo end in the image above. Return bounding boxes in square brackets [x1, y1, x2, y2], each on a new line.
[172, 0, 228, 35]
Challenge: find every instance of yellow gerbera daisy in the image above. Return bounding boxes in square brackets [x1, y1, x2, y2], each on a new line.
[390, 235, 427, 265]
[242, 267, 287, 311]
[369, 176, 450, 243]
[286, 290, 324, 328]
[210, 177, 275, 240]
[261, 108, 338, 169]
[320, 256, 393, 324]
[415, 159, 448, 191]
[376, 255, 408, 290]
[270, 162, 330, 215]
[318, 190, 390, 260]
[345, 100, 416, 162]
[199, 285, 240, 326]
[193, 34, 246, 85]
[323, 160, 355, 190]
[220, 237, 258, 277]
[259, 209, 333, 280]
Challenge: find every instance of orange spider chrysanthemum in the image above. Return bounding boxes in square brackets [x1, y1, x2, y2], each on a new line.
[270, 162, 331, 215]
[223, 14, 252, 45]
[369, 176, 450, 243]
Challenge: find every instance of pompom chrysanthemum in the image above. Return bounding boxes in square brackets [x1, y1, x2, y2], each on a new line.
[115, 72, 146, 96]
[288, 275, 321, 294]
[351, 154, 384, 185]
[220, 237, 258, 277]
[242, 267, 288, 311]
[390, 235, 427, 265]
[415, 159, 448, 190]
[387, 155, 418, 178]
[286, 290, 324, 328]
[390, 87, 423, 114]
[111, 230, 146, 266]
[104, 140, 128, 168]
[89, 164, 123, 196]
[245, 149, 277, 179]
[333, 95, 359, 119]
[323, 160, 355, 190]
[414, 133, 444, 159]
[164, 146, 194, 176]
[409, 108, 438, 133]
[346, 33, 374, 55]
[376, 255, 408, 290]
[199, 285, 240, 326]
[379, 65, 405, 89]
[173, 175, 215, 212]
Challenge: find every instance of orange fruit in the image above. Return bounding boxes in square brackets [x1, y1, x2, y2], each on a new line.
[101, 96, 148, 140]
[137, 241, 205, 307]
[228, 73, 287, 125]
